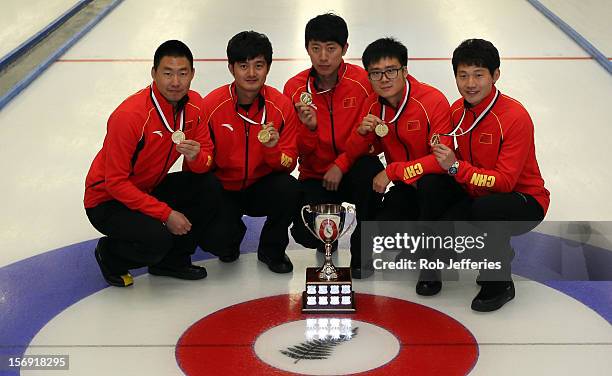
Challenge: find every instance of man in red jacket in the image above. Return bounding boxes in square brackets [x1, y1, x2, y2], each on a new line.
[349, 37, 454, 217]
[195, 31, 298, 274]
[284, 14, 384, 279]
[344, 38, 455, 281]
[428, 39, 550, 311]
[84, 40, 222, 287]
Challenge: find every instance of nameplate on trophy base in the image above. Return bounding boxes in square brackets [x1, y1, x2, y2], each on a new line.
[302, 267, 355, 313]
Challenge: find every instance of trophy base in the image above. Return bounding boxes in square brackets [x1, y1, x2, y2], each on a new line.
[302, 267, 355, 313]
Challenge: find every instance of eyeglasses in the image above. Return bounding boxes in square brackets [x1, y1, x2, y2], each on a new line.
[368, 67, 405, 81]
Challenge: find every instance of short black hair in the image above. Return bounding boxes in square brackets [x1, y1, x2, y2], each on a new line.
[452, 39, 500, 76]
[153, 40, 193, 70]
[305, 13, 348, 48]
[226, 31, 273, 66]
[362, 37, 407, 70]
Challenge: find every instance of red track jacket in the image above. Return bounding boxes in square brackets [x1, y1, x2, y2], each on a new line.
[283, 61, 372, 179]
[84, 83, 213, 222]
[197, 83, 298, 190]
[345, 75, 452, 184]
[451, 86, 550, 213]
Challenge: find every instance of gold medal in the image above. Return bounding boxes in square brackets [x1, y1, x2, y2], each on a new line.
[375, 123, 389, 137]
[171, 130, 185, 144]
[430, 133, 440, 146]
[300, 92, 313, 106]
[257, 128, 271, 143]
[257, 122, 274, 144]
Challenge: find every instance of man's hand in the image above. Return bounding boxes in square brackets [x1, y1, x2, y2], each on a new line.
[373, 170, 391, 193]
[176, 139, 200, 161]
[358, 114, 382, 135]
[432, 144, 457, 170]
[322, 164, 343, 191]
[262, 122, 279, 148]
[165, 210, 192, 235]
[295, 102, 317, 131]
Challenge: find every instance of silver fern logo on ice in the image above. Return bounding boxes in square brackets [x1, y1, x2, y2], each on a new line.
[280, 318, 358, 363]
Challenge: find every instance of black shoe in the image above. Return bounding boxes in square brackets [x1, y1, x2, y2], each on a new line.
[258, 253, 293, 274]
[317, 243, 338, 254]
[148, 264, 207, 280]
[94, 243, 133, 287]
[471, 281, 515, 312]
[416, 280, 442, 296]
[219, 249, 240, 263]
[351, 264, 374, 279]
[416, 269, 442, 296]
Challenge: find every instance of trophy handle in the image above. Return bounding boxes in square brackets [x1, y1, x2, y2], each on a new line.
[338, 203, 357, 239]
[300, 205, 320, 240]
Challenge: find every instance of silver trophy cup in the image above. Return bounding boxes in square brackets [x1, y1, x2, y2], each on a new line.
[301, 203, 356, 312]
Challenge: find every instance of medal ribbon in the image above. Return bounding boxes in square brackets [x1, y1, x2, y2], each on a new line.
[150, 84, 184, 134]
[443, 87, 499, 139]
[381, 79, 410, 124]
[307, 76, 333, 95]
[229, 84, 267, 125]
[236, 105, 267, 125]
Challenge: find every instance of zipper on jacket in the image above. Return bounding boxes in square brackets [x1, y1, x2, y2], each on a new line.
[379, 100, 411, 162]
[328, 91, 338, 156]
[394, 120, 410, 160]
[468, 110, 475, 165]
[154, 106, 180, 187]
[155, 147, 174, 187]
[241, 120, 250, 189]
[129, 136, 146, 177]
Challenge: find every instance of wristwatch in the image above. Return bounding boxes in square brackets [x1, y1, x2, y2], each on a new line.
[448, 161, 459, 176]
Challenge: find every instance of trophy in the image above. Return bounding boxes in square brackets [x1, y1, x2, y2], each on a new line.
[301, 203, 356, 313]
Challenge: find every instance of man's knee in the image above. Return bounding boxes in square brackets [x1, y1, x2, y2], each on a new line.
[199, 172, 223, 192]
[195, 173, 223, 204]
[471, 194, 512, 221]
[271, 174, 300, 208]
[277, 173, 299, 192]
[350, 156, 384, 181]
[140, 230, 174, 264]
[199, 217, 246, 253]
[377, 191, 419, 221]
[417, 174, 453, 193]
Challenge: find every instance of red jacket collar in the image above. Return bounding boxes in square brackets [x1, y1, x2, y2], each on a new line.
[150, 82, 189, 118]
[377, 74, 414, 108]
[229, 83, 266, 116]
[464, 84, 498, 115]
[307, 60, 347, 93]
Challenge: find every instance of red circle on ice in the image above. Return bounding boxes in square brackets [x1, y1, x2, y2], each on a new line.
[176, 293, 478, 375]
